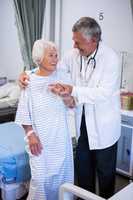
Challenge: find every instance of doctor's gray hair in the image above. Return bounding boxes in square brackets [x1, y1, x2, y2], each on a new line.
[72, 17, 101, 42]
[32, 39, 57, 66]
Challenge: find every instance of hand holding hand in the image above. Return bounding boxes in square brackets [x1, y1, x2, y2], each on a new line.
[48, 83, 73, 97]
[48, 83, 75, 108]
[48, 83, 65, 95]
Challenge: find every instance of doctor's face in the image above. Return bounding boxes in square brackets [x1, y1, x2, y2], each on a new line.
[72, 31, 96, 57]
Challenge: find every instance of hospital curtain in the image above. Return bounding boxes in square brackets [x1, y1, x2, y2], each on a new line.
[131, 0, 133, 18]
[13, 0, 46, 70]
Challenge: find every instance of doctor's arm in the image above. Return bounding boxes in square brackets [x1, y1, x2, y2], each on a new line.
[72, 61, 120, 104]
[50, 58, 120, 105]
[18, 68, 38, 89]
[18, 71, 29, 88]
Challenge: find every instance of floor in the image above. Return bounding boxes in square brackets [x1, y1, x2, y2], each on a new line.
[18, 174, 130, 200]
[115, 174, 130, 193]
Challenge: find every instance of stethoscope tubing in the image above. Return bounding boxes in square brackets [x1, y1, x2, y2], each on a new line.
[80, 44, 99, 72]
[79, 44, 99, 82]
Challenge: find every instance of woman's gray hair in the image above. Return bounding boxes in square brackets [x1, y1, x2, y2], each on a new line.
[32, 39, 57, 66]
[72, 17, 101, 42]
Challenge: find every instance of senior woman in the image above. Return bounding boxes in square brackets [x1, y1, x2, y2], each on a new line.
[15, 39, 74, 200]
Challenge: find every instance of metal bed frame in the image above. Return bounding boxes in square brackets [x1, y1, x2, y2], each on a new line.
[0, 106, 17, 123]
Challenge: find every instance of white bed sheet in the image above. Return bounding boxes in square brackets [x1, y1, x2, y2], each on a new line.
[0, 97, 18, 109]
[0, 82, 20, 109]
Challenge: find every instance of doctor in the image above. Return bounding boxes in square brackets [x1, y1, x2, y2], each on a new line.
[19, 17, 121, 199]
[49, 17, 121, 199]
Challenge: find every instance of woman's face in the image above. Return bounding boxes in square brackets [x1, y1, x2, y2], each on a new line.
[40, 47, 59, 74]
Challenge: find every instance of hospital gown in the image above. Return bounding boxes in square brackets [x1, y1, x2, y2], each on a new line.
[15, 69, 74, 200]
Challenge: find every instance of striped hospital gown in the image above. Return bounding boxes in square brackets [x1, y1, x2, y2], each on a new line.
[15, 69, 74, 200]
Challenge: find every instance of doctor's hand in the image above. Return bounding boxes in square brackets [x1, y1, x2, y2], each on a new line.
[62, 96, 75, 108]
[18, 72, 30, 89]
[28, 133, 43, 156]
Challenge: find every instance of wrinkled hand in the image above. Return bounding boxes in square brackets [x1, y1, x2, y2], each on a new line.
[48, 83, 75, 108]
[48, 83, 73, 97]
[48, 83, 65, 95]
[28, 133, 43, 156]
[62, 96, 75, 108]
[18, 72, 29, 89]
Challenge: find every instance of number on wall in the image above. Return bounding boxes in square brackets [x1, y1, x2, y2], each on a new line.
[99, 12, 104, 21]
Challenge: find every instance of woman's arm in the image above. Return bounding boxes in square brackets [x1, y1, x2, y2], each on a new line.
[23, 125, 43, 156]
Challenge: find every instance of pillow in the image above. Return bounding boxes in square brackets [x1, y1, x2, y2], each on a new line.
[0, 77, 7, 86]
[0, 82, 20, 99]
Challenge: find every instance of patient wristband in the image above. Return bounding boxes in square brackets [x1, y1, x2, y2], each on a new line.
[26, 130, 34, 137]
[24, 130, 34, 142]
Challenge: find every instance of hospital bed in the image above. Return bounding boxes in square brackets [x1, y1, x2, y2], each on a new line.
[0, 81, 20, 123]
[0, 122, 31, 200]
[0, 106, 17, 123]
[59, 182, 133, 200]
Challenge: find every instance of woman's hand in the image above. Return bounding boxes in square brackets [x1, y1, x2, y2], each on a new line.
[18, 72, 30, 89]
[28, 133, 43, 156]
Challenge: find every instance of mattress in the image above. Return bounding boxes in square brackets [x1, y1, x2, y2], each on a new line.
[0, 82, 20, 109]
[0, 106, 17, 117]
[0, 122, 31, 184]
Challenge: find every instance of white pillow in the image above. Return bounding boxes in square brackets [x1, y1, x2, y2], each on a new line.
[0, 77, 7, 86]
[0, 82, 20, 99]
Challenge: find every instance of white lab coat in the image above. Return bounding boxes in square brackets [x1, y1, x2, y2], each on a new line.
[60, 42, 121, 150]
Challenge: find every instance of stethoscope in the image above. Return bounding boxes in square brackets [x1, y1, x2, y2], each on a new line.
[80, 44, 99, 83]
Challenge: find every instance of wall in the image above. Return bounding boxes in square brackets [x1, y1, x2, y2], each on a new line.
[0, 0, 23, 80]
[1, 0, 133, 90]
[58, 0, 133, 56]
[54, 0, 133, 91]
